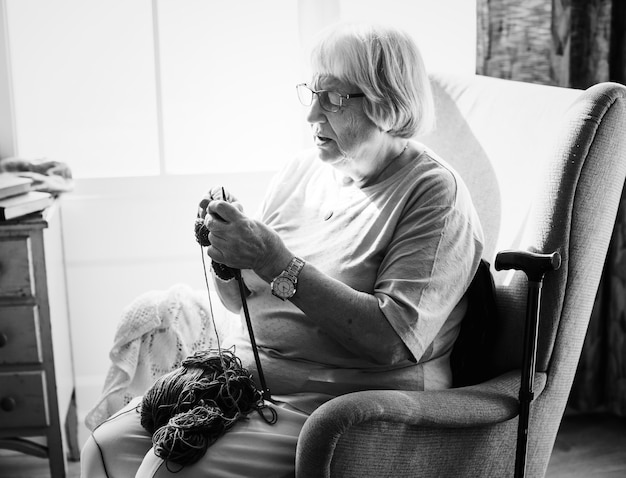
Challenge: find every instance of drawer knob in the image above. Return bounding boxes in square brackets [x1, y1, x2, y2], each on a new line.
[0, 332, 7, 347]
[1, 396, 16, 411]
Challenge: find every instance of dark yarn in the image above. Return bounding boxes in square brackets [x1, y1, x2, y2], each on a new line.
[194, 219, 236, 281]
[194, 218, 211, 247]
[140, 349, 274, 468]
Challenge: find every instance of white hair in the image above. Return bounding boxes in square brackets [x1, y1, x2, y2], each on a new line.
[310, 23, 435, 138]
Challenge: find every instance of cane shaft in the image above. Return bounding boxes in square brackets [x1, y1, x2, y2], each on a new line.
[515, 280, 543, 478]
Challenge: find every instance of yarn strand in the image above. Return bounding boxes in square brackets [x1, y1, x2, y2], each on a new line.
[138, 196, 277, 469]
[200, 248, 227, 373]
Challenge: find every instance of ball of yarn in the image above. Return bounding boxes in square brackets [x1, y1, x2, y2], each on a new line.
[152, 404, 233, 466]
[140, 349, 269, 467]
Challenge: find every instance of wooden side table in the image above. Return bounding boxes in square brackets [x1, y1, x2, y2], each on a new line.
[0, 201, 78, 477]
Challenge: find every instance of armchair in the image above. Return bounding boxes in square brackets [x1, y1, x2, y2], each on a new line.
[295, 73, 626, 477]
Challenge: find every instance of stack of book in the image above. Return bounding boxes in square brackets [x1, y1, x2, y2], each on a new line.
[0, 173, 54, 221]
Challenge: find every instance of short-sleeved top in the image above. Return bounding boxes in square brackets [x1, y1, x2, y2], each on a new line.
[222, 142, 484, 413]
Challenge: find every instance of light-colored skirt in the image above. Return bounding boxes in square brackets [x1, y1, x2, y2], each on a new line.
[80, 396, 309, 478]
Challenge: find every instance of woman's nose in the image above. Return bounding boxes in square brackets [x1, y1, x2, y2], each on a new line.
[306, 95, 326, 124]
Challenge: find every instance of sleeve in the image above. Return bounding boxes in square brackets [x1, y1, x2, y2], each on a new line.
[374, 173, 484, 363]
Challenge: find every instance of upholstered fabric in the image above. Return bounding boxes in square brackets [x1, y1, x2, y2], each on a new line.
[295, 73, 626, 477]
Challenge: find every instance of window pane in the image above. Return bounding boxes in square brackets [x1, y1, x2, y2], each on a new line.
[3, 0, 476, 179]
[339, 0, 476, 74]
[6, 0, 160, 178]
[157, 0, 303, 174]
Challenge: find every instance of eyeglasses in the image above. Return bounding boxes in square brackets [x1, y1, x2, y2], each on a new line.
[296, 83, 365, 113]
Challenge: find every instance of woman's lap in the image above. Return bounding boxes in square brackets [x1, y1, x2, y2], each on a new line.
[81, 396, 308, 478]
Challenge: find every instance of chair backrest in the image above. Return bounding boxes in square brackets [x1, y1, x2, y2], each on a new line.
[421, 72, 626, 372]
[421, 72, 626, 475]
[421, 73, 583, 263]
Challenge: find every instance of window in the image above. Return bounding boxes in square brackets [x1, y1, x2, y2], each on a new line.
[2, 0, 476, 178]
[156, 0, 302, 175]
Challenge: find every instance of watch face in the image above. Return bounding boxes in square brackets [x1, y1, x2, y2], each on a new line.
[272, 276, 295, 298]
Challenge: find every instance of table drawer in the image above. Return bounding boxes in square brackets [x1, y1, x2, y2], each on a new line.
[0, 371, 48, 429]
[0, 235, 34, 299]
[0, 306, 42, 365]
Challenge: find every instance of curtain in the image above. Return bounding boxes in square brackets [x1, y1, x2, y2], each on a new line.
[477, 0, 626, 416]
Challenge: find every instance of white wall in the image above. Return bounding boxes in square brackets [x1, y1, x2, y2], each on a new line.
[0, 0, 477, 448]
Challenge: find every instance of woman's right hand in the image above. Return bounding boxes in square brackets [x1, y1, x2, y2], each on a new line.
[195, 187, 243, 248]
[197, 186, 243, 219]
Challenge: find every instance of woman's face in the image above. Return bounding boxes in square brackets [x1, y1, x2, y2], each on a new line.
[306, 75, 382, 165]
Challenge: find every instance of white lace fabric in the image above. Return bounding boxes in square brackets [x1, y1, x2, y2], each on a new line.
[85, 283, 232, 430]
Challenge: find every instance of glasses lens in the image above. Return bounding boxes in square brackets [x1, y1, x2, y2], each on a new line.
[296, 84, 341, 112]
[322, 91, 341, 112]
[296, 84, 313, 106]
[317, 90, 339, 113]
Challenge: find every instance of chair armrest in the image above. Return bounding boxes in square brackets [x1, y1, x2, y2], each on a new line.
[296, 370, 546, 477]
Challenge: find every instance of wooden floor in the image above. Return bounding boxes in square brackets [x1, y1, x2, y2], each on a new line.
[546, 413, 626, 478]
[0, 413, 624, 477]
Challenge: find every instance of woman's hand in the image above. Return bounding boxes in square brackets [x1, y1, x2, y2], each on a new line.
[197, 186, 243, 219]
[204, 200, 291, 280]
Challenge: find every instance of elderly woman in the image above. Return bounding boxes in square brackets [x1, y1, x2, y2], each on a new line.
[81, 22, 483, 477]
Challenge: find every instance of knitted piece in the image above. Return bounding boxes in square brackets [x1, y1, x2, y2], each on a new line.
[212, 261, 236, 281]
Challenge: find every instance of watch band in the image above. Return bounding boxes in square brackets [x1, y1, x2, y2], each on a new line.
[284, 257, 305, 281]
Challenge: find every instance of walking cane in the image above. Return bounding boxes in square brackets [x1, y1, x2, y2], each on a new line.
[495, 250, 561, 478]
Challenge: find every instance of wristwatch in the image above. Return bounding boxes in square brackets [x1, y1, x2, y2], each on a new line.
[271, 257, 306, 300]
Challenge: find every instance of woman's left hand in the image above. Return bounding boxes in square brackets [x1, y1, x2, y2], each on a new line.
[204, 200, 291, 280]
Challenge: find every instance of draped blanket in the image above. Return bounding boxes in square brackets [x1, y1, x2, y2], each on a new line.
[85, 284, 235, 430]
